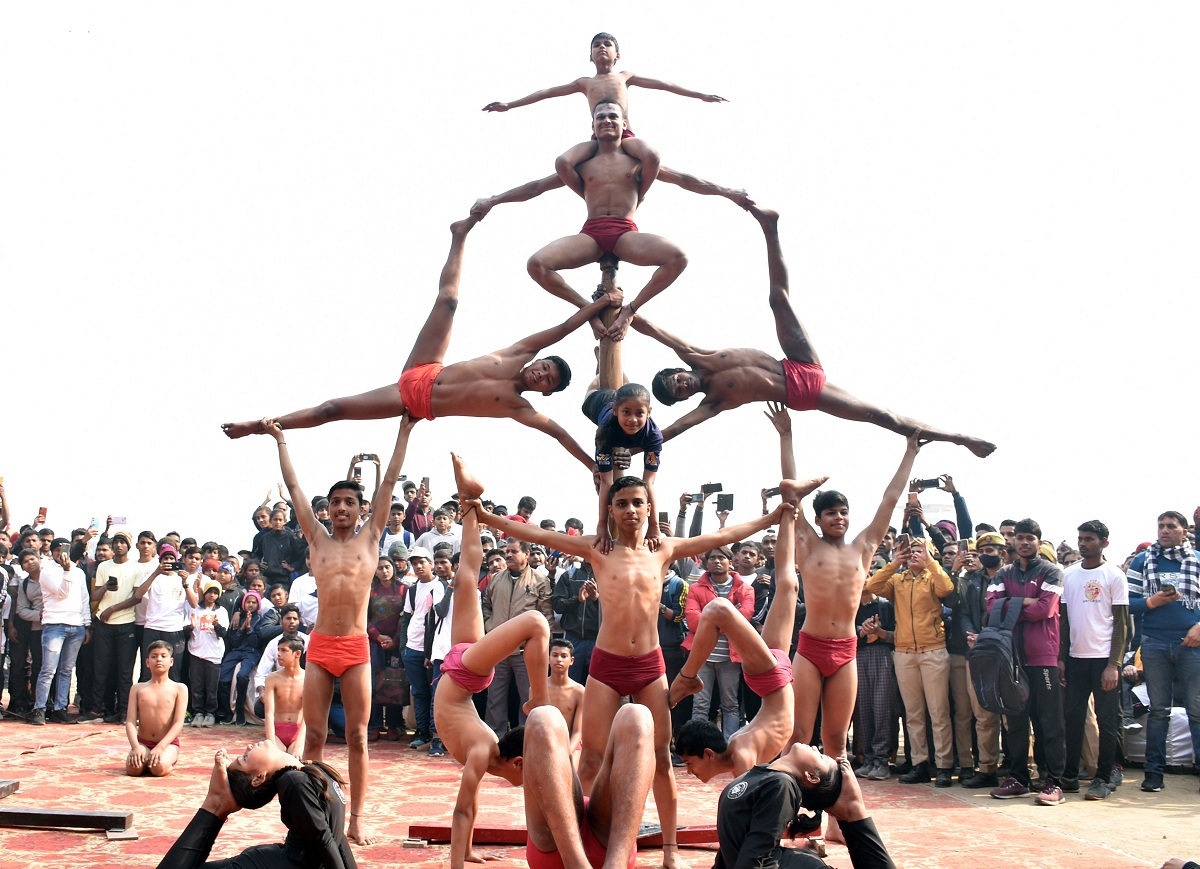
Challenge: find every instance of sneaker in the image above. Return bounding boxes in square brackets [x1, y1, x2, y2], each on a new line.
[1085, 779, 1114, 801]
[29, 710, 46, 726]
[962, 770, 1000, 789]
[1111, 765, 1124, 788]
[867, 760, 891, 781]
[368, 729, 382, 742]
[429, 737, 446, 757]
[1123, 718, 1143, 731]
[990, 777, 1030, 799]
[49, 709, 79, 725]
[103, 712, 124, 724]
[935, 768, 954, 788]
[386, 727, 405, 742]
[854, 762, 874, 779]
[1035, 782, 1065, 806]
[77, 709, 105, 724]
[1059, 777, 1080, 793]
[899, 762, 931, 784]
[409, 733, 430, 750]
[1140, 773, 1164, 792]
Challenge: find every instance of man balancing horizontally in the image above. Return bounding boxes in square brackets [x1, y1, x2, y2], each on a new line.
[261, 413, 415, 845]
[637, 205, 996, 457]
[221, 216, 620, 473]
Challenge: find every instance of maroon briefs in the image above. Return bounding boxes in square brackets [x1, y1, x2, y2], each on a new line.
[581, 217, 638, 255]
[588, 646, 665, 696]
[743, 648, 794, 698]
[795, 631, 857, 679]
[781, 359, 827, 412]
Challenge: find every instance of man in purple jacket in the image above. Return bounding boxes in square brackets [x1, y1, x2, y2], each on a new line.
[986, 518, 1068, 805]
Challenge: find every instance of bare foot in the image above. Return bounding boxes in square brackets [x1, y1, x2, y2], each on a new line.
[221, 419, 268, 439]
[662, 844, 689, 869]
[668, 672, 703, 709]
[347, 815, 376, 846]
[200, 750, 240, 819]
[450, 215, 479, 236]
[824, 814, 844, 845]
[962, 437, 997, 458]
[748, 204, 779, 232]
[451, 453, 485, 501]
[779, 476, 831, 505]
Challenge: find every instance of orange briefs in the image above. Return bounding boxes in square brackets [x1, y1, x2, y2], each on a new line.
[306, 631, 370, 677]
[398, 362, 444, 421]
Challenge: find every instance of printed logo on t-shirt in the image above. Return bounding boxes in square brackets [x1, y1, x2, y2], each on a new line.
[1083, 579, 1102, 602]
[727, 780, 748, 800]
[644, 451, 658, 466]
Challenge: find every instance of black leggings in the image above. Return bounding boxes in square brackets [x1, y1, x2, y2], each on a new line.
[156, 810, 306, 869]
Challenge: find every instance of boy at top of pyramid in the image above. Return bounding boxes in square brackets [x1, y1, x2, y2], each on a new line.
[483, 31, 726, 204]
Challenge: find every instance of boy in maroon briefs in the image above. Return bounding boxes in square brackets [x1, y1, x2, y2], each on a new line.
[126, 640, 187, 777]
[263, 414, 416, 845]
[481, 476, 798, 869]
[222, 217, 617, 473]
[435, 455, 550, 869]
[640, 205, 996, 457]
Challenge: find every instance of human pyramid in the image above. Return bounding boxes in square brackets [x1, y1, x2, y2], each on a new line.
[203, 30, 995, 869]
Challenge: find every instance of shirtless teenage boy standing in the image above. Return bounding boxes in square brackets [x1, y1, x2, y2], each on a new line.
[222, 218, 617, 472]
[638, 206, 996, 457]
[262, 414, 415, 845]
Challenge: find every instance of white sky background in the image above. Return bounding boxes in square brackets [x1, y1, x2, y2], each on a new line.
[2, 3, 1197, 559]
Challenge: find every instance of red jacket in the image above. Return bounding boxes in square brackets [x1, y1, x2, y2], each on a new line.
[682, 572, 756, 661]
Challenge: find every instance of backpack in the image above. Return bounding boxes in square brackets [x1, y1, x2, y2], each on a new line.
[967, 597, 1029, 716]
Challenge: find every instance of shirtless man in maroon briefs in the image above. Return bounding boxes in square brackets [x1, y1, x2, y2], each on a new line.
[263, 414, 414, 845]
[221, 217, 618, 472]
[471, 100, 751, 341]
[637, 205, 996, 457]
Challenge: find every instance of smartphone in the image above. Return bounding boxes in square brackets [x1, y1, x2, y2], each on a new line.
[915, 478, 941, 491]
[37, 506, 48, 519]
[421, 476, 430, 491]
[360, 452, 371, 461]
[1160, 583, 1177, 595]
[906, 492, 919, 505]
[896, 533, 912, 550]
[701, 482, 724, 495]
[957, 538, 971, 551]
[399, 474, 408, 482]
[763, 486, 781, 498]
[111, 515, 127, 525]
[689, 493, 704, 504]
[716, 493, 734, 512]
[659, 511, 669, 523]
[106, 576, 120, 591]
[89, 517, 100, 531]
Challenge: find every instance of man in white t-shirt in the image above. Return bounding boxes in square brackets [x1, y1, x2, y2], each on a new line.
[401, 547, 446, 750]
[1060, 519, 1129, 800]
[253, 604, 310, 717]
[288, 552, 320, 630]
[135, 545, 194, 681]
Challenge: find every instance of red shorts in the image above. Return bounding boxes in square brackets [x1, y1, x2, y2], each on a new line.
[526, 797, 636, 869]
[590, 128, 637, 141]
[588, 646, 664, 697]
[795, 631, 857, 679]
[274, 720, 300, 746]
[743, 648, 794, 698]
[781, 359, 826, 412]
[439, 642, 494, 694]
[306, 631, 370, 677]
[138, 735, 181, 750]
[581, 217, 638, 256]
[398, 362, 443, 421]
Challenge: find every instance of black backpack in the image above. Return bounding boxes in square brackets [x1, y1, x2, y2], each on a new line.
[967, 597, 1029, 716]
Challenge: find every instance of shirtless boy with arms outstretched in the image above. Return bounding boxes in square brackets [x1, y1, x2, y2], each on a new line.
[433, 454, 550, 869]
[125, 640, 187, 777]
[547, 638, 585, 757]
[670, 403, 812, 780]
[483, 31, 726, 204]
[480, 477, 800, 869]
[263, 414, 416, 845]
[637, 205, 996, 457]
[221, 217, 617, 472]
[472, 101, 750, 341]
[263, 636, 306, 756]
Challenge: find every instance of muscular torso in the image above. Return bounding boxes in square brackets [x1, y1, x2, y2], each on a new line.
[309, 535, 376, 636]
[434, 678, 497, 766]
[269, 671, 304, 722]
[731, 687, 794, 773]
[593, 544, 670, 655]
[698, 349, 787, 410]
[136, 682, 183, 743]
[431, 354, 532, 419]
[796, 539, 868, 639]
[579, 150, 641, 219]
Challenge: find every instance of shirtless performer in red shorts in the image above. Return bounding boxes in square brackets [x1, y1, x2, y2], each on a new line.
[471, 100, 751, 342]
[433, 454, 551, 869]
[636, 205, 996, 457]
[221, 216, 618, 472]
[478, 477, 805, 869]
[669, 404, 809, 780]
[264, 414, 415, 845]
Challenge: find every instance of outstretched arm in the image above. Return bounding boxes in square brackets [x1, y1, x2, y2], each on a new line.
[661, 405, 721, 443]
[364, 416, 417, 540]
[470, 174, 568, 220]
[629, 314, 713, 364]
[263, 420, 322, 545]
[510, 406, 596, 471]
[857, 432, 923, 557]
[503, 290, 621, 359]
[658, 166, 750, 209]
[764, 402, 796, 479]
[479, 507, 597, 560]
[626, 75, 726, 103]
[667, 503, 792, 562]
[482, 79, 586, 113]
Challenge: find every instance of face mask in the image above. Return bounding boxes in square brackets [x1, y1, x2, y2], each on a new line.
[979, 554, 1002, 569]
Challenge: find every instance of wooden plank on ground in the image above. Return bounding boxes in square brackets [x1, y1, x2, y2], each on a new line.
[0, 807, 133, 831]
[0, 781, 19, 800]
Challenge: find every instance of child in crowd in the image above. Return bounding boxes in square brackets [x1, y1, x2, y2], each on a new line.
[125, 640, 187, 776]
[264, 636, 306, 755]
[546, 638, 585, 757]
[222, 589, 265, 725]
[582, 382, 662, 553]
[185, 577, 229, 727]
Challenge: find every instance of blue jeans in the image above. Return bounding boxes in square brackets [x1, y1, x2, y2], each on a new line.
[1141, 639, 1200, 775]
[35, 624, 86, 712]
[403, 647, 435, 736]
